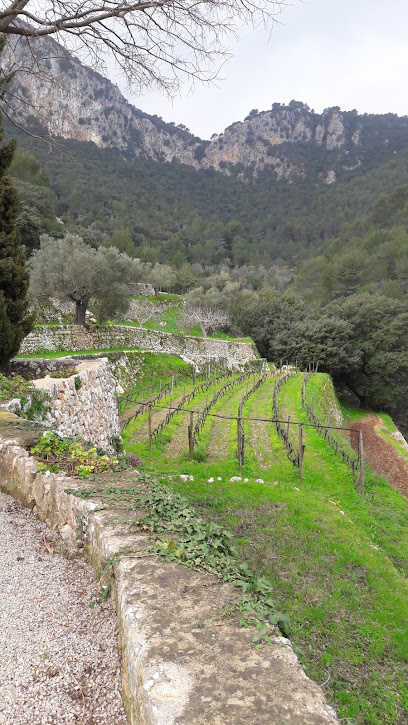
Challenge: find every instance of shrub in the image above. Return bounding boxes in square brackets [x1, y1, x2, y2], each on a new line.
[0, 372, 32, 401]
[30, 432, 125, 478]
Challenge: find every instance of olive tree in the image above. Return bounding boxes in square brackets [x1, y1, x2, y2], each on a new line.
[147, 263, 177, 298]
[29, 233, 140, 325]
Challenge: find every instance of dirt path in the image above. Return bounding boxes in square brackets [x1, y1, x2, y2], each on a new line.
[350, 415, 408, 498]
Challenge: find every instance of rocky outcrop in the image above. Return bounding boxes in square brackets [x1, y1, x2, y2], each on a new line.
[2, 34, 202, 165]
[4, 36, 408, 182]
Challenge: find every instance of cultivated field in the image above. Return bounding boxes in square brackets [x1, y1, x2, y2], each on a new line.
[121, 364, 408, 725]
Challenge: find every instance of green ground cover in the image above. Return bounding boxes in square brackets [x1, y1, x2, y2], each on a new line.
[120, 368, 408, 724]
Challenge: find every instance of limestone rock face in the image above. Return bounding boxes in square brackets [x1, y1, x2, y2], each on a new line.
[2, 35, 203, 165]
[4, 35, 408, 183]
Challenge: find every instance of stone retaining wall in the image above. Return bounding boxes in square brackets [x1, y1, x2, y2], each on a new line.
[19, 325, 258, 369]
[0, 418, 338, 725]
[11, 351, 147, 389]
[33, 359, 120, 452]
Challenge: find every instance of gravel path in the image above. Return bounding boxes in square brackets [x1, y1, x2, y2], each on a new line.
[0, 492, 128, 725]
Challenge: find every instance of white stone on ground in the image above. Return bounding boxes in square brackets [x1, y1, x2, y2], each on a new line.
[229, 477, 242, 482]
[217, 477, 222, 481]
[208, 477, 214, 483]
[256, 478, 264, 484]
[0, 492, 127, 725]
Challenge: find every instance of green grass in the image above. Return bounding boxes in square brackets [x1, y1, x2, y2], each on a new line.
[120, 370, 408, 724]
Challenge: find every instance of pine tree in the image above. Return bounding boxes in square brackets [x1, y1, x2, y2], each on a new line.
[0, 37, 32, 369]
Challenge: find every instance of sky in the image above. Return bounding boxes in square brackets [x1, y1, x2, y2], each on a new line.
[111, 0, 408, 140]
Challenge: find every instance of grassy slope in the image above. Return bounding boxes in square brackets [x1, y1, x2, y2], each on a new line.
[121, 368, 408, 724]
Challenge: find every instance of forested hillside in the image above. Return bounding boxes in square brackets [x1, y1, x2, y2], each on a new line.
[6, 117, 408, 270]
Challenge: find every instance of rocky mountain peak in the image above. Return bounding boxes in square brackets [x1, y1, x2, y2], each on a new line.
[3, 36, 408, 183]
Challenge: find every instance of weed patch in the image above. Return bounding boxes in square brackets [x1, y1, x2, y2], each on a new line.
[30, 432, 127, 478]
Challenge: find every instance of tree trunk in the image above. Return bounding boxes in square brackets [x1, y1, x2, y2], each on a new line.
[200, 323, 207, 338]
[154, 286, 160, 299]
[74, 300, 87, 326]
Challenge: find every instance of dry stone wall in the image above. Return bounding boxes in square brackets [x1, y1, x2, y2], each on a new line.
[33, 359, 120, 453]
[19, 325, 258, 369]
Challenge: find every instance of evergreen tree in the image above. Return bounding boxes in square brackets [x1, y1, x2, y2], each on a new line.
[0, 37, 32, 369]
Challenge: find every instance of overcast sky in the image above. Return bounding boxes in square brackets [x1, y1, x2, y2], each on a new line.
[112, 0, 408, 140]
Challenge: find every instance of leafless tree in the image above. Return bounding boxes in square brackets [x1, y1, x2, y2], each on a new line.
[0, 0, 288, 101]
[125, 299, 159, 328]
[181, 305, 230, 338]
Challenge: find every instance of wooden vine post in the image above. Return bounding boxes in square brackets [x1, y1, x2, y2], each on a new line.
[298, 423, 304, 483]
[148, 404, 152, 456]
[188, 411, 194, 462]
[358, 429, 364, 494]
[237, 416, 242, 473]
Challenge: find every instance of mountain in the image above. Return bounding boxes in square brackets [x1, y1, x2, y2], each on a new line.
[4, 34, 408, 183]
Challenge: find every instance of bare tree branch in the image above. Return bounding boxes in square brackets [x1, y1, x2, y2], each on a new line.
[181, 305, 230, 337]
[125, 299, 159, 327]
[0, 0, 289, 99]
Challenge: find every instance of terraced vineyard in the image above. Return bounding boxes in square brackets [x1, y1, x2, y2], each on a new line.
[121, 362, 408, 725]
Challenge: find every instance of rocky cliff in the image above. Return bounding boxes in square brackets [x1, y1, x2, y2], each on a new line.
[3, 35, 408, 182]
